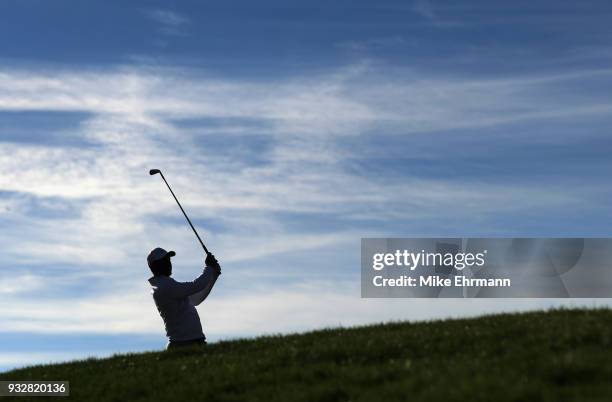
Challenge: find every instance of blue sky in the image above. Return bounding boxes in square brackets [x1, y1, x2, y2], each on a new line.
[1, 0, 612, 371]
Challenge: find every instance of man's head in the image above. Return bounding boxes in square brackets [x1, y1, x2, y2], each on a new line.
[147, 247, 176, 277]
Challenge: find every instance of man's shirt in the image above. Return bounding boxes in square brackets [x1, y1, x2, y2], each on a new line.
[148, 265, 220, 342]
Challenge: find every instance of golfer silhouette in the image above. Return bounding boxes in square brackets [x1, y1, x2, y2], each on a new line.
[147, 248, 221, 349]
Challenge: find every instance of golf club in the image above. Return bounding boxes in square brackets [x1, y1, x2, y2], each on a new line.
[149, 169, 210, 255]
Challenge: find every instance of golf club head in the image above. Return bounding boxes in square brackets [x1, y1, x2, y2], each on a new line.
[149, 169, 161, 176]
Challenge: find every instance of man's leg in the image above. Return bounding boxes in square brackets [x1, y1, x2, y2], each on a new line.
[167, 337, 207, 350]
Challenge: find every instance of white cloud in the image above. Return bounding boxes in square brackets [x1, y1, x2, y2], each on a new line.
[0, 278, 607, 337]
[0, 273, 45, 295]
[147, 10, 189, 27]
[0, 63, 610, 338]
[3, 280, 607, 373]
[414, 0, 436, 21]
[0, 352, 99, 370]
[145, 9, 190, 36]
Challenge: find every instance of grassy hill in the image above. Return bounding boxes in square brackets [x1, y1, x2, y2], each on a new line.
[2, 308, 612, 401]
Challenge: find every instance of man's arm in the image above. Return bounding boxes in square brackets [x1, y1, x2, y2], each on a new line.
[189, 254, 221, 305]
[164, 254, 221, 300]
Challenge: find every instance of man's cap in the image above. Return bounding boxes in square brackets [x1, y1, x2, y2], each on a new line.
[147, 247, 176, 268]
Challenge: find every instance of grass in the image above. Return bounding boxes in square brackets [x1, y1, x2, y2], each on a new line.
[2, 308, 612, 401]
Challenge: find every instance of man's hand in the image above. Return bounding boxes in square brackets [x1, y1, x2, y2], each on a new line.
[205, 253, 221, 274]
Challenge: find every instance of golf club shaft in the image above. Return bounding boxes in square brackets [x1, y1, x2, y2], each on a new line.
[157, 172, 210, 255]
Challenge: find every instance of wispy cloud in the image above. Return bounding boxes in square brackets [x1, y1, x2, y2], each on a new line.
[413, 0, 436, 21]
[145, 9, 190, 36]
[411, 0, 464, 28]
[335, 36, 409, 52]
[0, 352, 97, 371]
[1, 62, 611, 344]
[0, 277, 600, 336]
